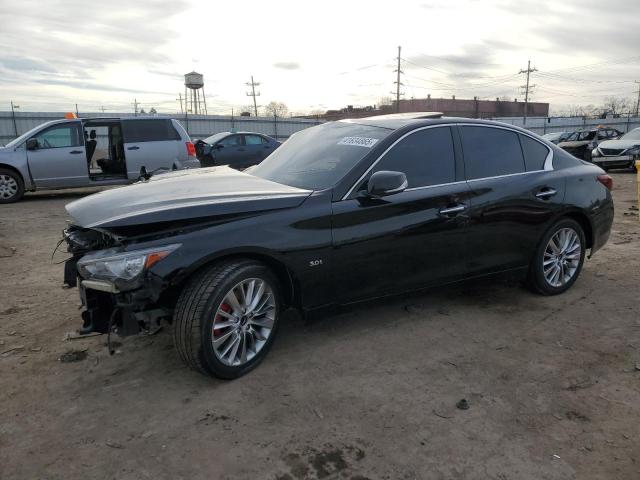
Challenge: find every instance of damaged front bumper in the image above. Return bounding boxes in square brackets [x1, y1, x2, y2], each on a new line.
[63, 226, 173, 338]
[77, 282, 170, 337]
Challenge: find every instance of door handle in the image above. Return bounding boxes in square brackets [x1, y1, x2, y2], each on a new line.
[439, 204, 466, 215]
[127, 146, 140, 151]
[535, 187, 557, 199]
[69, 150, 83, 154]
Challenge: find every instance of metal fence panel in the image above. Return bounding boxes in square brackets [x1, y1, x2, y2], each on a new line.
[0, 111, 324, 145]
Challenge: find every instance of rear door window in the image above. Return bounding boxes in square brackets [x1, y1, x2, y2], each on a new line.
[123, 120, 180, 143]
[370, 126, 456, 188]
[519, 134, 549, 171]
[460, 126, 526, 180]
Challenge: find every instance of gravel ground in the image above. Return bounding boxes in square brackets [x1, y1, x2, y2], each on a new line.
[1, 174, 639, 480]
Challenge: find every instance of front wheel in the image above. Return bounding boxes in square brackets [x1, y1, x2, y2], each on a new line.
[527, 219, 586, 295]
[173, 260, 281, 379]
[0, 168, 24, 203]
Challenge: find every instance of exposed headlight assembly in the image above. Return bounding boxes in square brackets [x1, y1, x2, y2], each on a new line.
[77, 244, 181, 290]
[626, 145, 640, 156]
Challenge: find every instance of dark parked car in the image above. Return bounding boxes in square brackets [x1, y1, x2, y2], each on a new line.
[557, 127, 622, 161]
[194, 132, 280, 169]
[542, 131, 571, 144]
[62, 113, 614, 379]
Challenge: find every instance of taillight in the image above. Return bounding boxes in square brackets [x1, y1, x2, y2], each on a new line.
[186, 142, 196, 157]
[597, 174, 613, 191]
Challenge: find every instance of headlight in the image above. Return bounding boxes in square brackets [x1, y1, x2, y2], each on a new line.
[77, 244, 180, 288]
[592, 147, 601, 157]
[626, 145, 640, 155]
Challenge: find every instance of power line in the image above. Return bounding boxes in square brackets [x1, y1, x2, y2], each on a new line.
[245, 75, 260, 117]
[542, 55, 640, 75]
[519, 60, 537, 125]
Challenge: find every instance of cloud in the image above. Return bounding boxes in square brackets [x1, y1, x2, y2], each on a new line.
[273, 61, 301, 70]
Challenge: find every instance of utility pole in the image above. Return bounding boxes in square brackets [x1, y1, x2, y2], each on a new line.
[75, 103, 79, 117]
[246, 75, 261, 117]
[392, 46, 404, 113]
[519, 60, 537, 125]
[133, 98, 139, 116]
[99, 106, 106, 113]
[10, 101, 19, 137]
[177, 93, 184, 114]
[634, 81, 640, 117]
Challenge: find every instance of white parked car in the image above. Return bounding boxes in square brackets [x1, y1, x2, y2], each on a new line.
[591, 127, 640, 171]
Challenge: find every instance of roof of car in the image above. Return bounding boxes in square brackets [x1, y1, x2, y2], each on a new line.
[341, 113, 527, 131]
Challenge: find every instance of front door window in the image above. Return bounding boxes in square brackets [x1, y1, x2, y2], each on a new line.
[33, 125, 82, 149]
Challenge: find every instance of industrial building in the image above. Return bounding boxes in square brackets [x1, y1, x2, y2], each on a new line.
[317, 95, 549, 121]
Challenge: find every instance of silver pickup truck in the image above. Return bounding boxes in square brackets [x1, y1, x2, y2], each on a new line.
[0, 116, 200, 203]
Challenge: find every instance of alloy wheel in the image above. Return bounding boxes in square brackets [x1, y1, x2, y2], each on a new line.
[0, 174, 18, 200]
[543, 227, 582, 287]
[212, 278, 276, 367]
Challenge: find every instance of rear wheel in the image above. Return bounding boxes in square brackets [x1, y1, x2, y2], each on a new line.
[173, 259, 281, 379]
[527, 219, 586, 295]
[0, 168, 24, 203]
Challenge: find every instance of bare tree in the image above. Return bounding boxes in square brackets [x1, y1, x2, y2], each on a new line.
[378, 96, 394, 107]
[264, 101, 289, 118]
[602, 96, 632, 117]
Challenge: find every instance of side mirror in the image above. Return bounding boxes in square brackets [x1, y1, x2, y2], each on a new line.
[366, 170, 408, 198]
[26, 138, 38, 150]
[214, 143, 224, 150]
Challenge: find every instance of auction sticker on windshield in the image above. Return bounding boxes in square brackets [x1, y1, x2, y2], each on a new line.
[337, 137, 379, 148]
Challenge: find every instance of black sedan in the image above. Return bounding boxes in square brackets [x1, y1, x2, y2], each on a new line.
[194, 131, 280, 169]
[62, 113, 614, 379]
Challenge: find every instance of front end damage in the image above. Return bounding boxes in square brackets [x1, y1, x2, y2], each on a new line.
[63, 225, 173, 340]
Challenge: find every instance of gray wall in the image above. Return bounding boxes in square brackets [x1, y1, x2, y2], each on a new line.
[0, 111, 323, 145]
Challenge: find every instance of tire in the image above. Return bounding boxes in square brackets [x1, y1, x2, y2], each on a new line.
[0, 168, 25, 203]
[173, 259, 281, 379]
[527, 218, 586, 296]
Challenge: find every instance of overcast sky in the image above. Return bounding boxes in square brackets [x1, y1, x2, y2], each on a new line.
[1, 0, 639, 115]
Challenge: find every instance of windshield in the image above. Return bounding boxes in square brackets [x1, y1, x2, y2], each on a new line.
[203, 132, 230, 144]
[251, 121, 392, 190]
[621, 128, 640, 141]
[566, 131, 596, 141]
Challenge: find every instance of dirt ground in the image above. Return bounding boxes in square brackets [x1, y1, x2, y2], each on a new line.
[1, 174, 639, 480]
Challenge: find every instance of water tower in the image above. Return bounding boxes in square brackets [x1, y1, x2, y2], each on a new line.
[184, 71, 208, 115]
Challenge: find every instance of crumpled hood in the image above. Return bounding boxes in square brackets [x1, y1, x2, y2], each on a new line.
[66, 166, 312, 229]
[597, 139, 640, 150]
